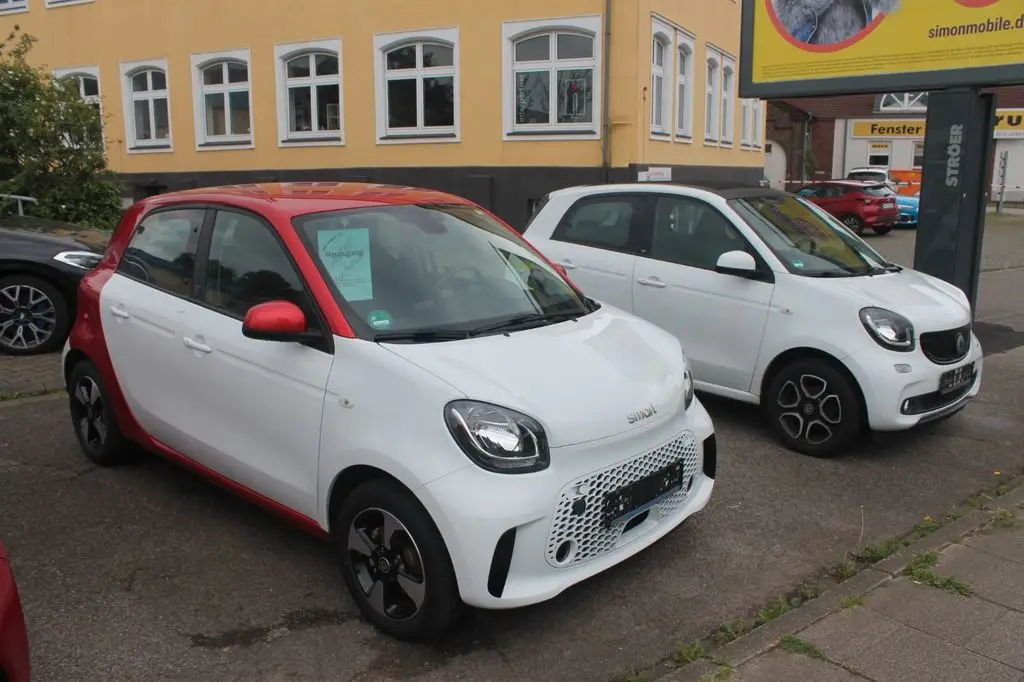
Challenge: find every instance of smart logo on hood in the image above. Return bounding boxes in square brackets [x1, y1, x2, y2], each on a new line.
[626, 403, 658, 424]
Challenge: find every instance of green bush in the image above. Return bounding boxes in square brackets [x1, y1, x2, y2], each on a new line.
[0, 27, 124, 229]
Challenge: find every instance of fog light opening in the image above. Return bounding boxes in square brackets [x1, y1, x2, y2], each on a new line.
[554, 539, 577, 565]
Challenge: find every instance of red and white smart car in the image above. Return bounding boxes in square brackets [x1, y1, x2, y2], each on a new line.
[62, 183, 716, 639]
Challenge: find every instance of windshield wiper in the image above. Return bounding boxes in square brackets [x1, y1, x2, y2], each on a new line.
[802, 270, 855, 278]
[374, 329, 471, 343]
[468, 311, 582, 336]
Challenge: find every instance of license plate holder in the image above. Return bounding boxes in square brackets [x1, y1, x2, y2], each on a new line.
[601, 461, 684, 528]
[939, 362, 975, 395]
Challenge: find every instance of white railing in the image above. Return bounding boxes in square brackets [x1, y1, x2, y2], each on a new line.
[0, 194, 39, 216]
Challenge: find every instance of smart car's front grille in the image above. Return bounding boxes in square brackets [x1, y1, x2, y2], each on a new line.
[920, 324, 972, 365]
[544, 431, 701, 568]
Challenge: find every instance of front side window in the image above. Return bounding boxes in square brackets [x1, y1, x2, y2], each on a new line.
[649, 196, 749, 271]
[512, 31, 595, 130]
[383, 41, 456, 134]
[203, 211, 309, 318]
[729, 195, 893, 277]
[193, 51, 253, 146]
[117, 209, 205, 296]
[294, 203, 588, 338]
[126, 68, 170, 148]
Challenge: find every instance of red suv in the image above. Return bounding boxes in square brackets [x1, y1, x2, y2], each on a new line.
[0, 540, 30, 682]
[795, 181, 898, 235]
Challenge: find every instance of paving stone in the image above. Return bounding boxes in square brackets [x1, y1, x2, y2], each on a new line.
[966, 610, 1024, 672]
[0, 352, 64, 395]
[864, 576, 1010, 645]
[961, 520, 1024, 564]
[939, 543, 1024, 612]
[735, 650, 860, 682]
[845, 625, 1022, 682]
[799, 606, 901, 666]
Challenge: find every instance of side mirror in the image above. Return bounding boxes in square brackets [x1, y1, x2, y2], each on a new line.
[715, 250, 760, 279]
[242, 300, 309, 342]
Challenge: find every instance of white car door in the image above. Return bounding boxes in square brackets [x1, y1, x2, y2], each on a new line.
[530, 193, 644, 312]
[179, 209, 333, 518]
[100, 207, 207, 454]
[631, 194, 774, 394]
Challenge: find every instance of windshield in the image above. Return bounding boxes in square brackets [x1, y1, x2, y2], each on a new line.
[293, 203, 590, 339]
[860, 184, 891, 197]
[727, 195, 894, 277]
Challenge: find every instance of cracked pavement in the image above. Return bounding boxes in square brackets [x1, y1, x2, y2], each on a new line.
[1, 228, 1024, 682]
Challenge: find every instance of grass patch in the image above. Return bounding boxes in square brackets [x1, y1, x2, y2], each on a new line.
[699, 666, 734, 682]
[853, 537, 909, 564]
[991, 508, 1017, 529]
[829, 559, 858, 582]
[903, 552, 972, 596]
[619, 671, 652, 682]
[840, 595, 864, 609]
[778, 635, 825, 660]
[674, 640, 706, 664]
[0, 387, 63, 402]
[713, 619, 749, 646]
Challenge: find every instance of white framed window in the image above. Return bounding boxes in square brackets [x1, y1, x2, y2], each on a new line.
[0, 0, 28, 16]
[53, 66, 102, 117]
[704, 54, 719, 143]
[120, 59, 172, 153]
[720, 58, 735, 145]
[502, 14, 603, 141]
[373, 27, 459, 145]
[741, 99, 752, 147]
[45, 0, 93, 7]
[274, 39, 344, 148]
[650, 20, 673, 138]
[190, 48, 254, 150]
[753, 99, 763, 148]
[675, 32, 695, 141]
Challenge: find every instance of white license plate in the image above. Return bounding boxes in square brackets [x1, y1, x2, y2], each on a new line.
[883, 202, 894, 209]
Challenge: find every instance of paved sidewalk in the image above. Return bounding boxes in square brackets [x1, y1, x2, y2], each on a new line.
[665, 487, 1024, 682]
[0, 351, 63, 397]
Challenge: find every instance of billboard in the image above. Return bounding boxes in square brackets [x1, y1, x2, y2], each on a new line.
[740, 0, 1024, 98]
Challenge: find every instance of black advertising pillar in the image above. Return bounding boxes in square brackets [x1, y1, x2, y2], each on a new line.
[913, 89, 996, 315]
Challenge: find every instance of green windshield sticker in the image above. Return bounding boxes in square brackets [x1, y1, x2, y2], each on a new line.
[318, 228, 373, 302]
[792, 259, 805, 268]
[367, 310, 393, 330]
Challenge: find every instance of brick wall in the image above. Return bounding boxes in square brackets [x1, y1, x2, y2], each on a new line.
[766, 103, 807, 186]
[809, 118, 837, 181]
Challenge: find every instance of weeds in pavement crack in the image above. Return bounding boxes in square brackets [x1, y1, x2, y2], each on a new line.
[778, 635, 825, 660]
[991, 508, 1017, 528]
[840, 596, 864, 609]
[904, 552, 972, 596]
[674, 640, 706, 664]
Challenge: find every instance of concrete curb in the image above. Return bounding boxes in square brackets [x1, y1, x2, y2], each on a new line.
[659, 479, 1024, 681]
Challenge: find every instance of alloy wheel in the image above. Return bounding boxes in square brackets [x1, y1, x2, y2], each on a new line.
[776, 373, 843, 446]
[0, 283, 57, 352]
[72, 376, 107, 450]
[348, 508, 426, 621]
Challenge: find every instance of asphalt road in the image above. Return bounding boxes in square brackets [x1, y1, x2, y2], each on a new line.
[2, 226, 1024, 682]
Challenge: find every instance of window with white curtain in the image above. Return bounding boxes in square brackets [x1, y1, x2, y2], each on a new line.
[705, 55, 719, 142]
[676, 35, 694, 140]
[721, 60, 735, 144]
[651, 36, 667, 133]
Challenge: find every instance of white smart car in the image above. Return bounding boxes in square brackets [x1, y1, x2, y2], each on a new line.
[62, 183, 715, 640]
[523, 184, 983, 458]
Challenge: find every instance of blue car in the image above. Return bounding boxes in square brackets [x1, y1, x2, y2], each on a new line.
[896, 193, 919, 228]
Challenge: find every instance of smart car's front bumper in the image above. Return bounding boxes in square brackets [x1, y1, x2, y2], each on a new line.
[417, 400, 716, 609]
[845, 332, 983, 431]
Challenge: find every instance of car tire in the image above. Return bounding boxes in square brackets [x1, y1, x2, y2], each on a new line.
[68, 360, 132, 466]
[0, 274, 69, 356]
[841, 215, 864, 235]
[334, 478, 465, 640]
[764, 358, 862, 458]
[873, 225, 893, 235]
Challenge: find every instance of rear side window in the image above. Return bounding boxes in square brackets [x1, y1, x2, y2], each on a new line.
[859, 185, 890, 197]
[552, 196, 640, 251]
[117, 209, 205, 297]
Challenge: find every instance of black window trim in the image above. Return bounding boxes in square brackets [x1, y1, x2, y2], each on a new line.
[550, 192, 650, 256]
[636, 192, 776, 284]
[194, 204, 334, 354]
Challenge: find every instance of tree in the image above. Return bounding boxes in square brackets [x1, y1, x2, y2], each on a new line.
[0, 26, 123, 228]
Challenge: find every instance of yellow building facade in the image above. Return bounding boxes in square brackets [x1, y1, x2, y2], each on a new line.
[1, 0, 765, 228]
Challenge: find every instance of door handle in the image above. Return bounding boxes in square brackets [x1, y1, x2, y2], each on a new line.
[110, 306, 130, 319]
[555, 259, 577, 270]
[182, 337, 212, 354]
[637, 277, 667, 288]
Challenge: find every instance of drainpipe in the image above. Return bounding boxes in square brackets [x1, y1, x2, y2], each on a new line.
[802, 113, 815, 182]
[601, 0, 612, 184]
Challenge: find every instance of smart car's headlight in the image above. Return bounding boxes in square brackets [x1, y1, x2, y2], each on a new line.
[444, 400, 550, 474]
[859, 307, 915, 352]
[53, 250, 102, 270]
[683, 366, 695, 410]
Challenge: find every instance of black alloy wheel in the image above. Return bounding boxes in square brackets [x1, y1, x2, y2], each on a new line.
[67, 360, 131, 466]
[0, 275, 69, 355]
